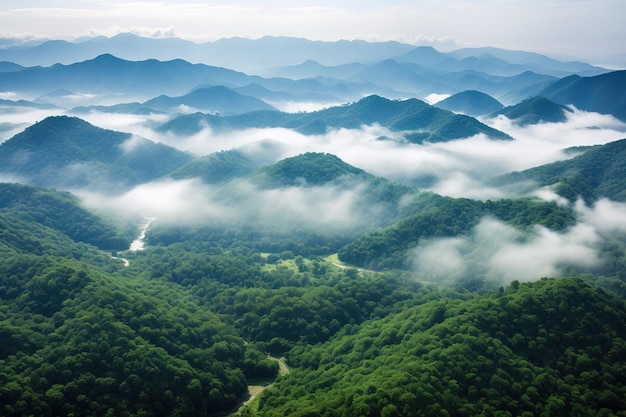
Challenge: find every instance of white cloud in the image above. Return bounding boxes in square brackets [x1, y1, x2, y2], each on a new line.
[118, 134, 148, 154]
[411, 217, 601, 286]
[61, 106, 626, 201]
[423, 93, 450, 104]
[78, 176, 387, 237]
[575, 198, 626, 234]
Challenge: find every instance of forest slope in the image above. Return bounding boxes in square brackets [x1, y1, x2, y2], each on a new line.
[257, 278, 626, 416]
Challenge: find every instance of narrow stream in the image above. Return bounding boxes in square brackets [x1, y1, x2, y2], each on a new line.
[129, 217, 157, 251]
[112, 217, 156, 266]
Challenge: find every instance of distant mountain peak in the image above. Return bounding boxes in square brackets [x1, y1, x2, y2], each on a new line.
[251, 152, 369, 188]
[435, 90, 504, 116]
[0, 116, 191, 191]
[489, 96, 572, 125]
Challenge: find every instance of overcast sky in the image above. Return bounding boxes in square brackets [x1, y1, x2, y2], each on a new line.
[0, 0, 624, 65]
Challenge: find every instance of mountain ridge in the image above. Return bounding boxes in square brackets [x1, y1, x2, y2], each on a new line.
[0, 116, 192, 191]
[157, 95, 512, 141]
[0, 33, 608, 77]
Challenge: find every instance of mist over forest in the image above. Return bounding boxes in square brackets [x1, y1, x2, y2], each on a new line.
[1, 33, 626, 417]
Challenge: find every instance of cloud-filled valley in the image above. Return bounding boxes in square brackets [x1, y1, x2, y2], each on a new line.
[1, 46, 626, 288]
[2, 24, 626, 417]
[66, 103, 626, 203]
[43, 102, 623, 285]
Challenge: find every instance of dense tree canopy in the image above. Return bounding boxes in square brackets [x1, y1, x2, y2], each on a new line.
[1, 145, 626, 417]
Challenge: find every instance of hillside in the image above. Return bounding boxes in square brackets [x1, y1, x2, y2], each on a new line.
[0, 249, 274, 417]
[1, 32, 626, 417]
[169, 150, 260, 184]
[540, 70, 626, 122]
[250, 152, 372, 188]
[158, 95, 511, 141]
[491, 137, 626, 203]
[258, 277, 626, 416]
[149, 153, 417, 255]
[0, 54, 254, 98]
[0, 116, 192, 191]
[1, 172, 626, 417]
[434, 90, 504, 116]
[338, 192, 576, 273]
[142, 85, 276, 114]
[0, 183, 131, 251]
[488, 96, 573, 125]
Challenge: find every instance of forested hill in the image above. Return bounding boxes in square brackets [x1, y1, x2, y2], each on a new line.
[156, 95, 512, 140]
[338, 192, 575, 271]
[540, 70, 626, 122]
[0, 182, 131, 251]
[0, 116, 192, 191]
[488, 96, 573, 125]
[258, 277, 626, 416]
[250, 152, 388, 188]
[0, 252, 275, 417]
[1, 178, 626, 416]
[491, 137, 626, 203]
[169, 149, 260, 184]
[434, 90, 504, 116]
[141, 85, 277, 114]
[0, 184, 278, 417]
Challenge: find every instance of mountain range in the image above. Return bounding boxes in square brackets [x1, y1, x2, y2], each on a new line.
[0, 116, 192, 191]
[156, 95, 511, 140]
[0, 33, 607, 76]
[2, 35, 626, 417]
[488, 96, 573, 125]
[540, 70, 626, 122]
[0, 39, 619, 110]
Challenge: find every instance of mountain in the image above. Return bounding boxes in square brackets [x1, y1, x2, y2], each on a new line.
[0, 182, 131, 251]
[0, 54, 255, 100]
[338, 192, 575, 271]
[169, 150, 260, 184]
[0, 54, 393, 107]
[236, 152, 411, 231]
[539, 70, 626, 122]
[0, 98, 58, 110]
[449, 47, 607, 77]
[260, 277, 626, 416]
[141, 85, 276, 114]
[233, 83, 341, 105]
[337, 59, 558, 104]
[1, 51, 598, 111]
[488, 96, 573, 125]
[147, 152, 419, 255]
[265, 59, 364, 80]
[0, 61, 24, 73]
[0, 116, 192, 191]
[434, 90, 504, 116]
[0, 34, 607, 77]
[250, 152, 376, 189]
[0, 34, 417, 72]
[490, 137, 626, 203]
[157, 95, 511, 142]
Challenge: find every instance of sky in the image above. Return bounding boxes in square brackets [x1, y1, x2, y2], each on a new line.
[0, 0, 624, 65]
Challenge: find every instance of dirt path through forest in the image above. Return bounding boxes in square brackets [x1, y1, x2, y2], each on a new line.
[229, 356, 289, 415]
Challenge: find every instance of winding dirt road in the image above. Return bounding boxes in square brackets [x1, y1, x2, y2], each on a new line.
[231, 356, 289, 415]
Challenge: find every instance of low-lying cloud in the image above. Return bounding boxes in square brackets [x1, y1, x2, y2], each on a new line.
[410, 194, 626, 286]
[411, 217, 601, 287]
[79, 177, 386, 238]
[57, 105, 626, 202]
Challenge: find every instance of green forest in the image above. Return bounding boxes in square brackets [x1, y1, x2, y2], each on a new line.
[1, 167, 626, 417]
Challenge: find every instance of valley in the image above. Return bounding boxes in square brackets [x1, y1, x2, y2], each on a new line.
[0, 33, 626, 417]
